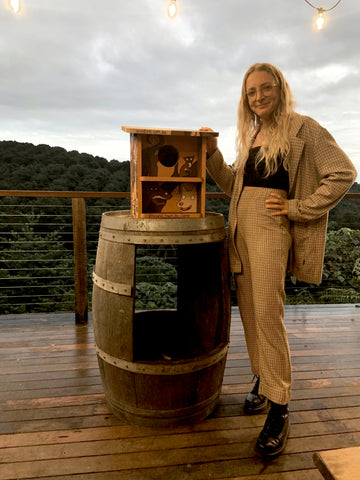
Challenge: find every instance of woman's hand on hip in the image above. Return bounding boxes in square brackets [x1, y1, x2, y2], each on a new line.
[265, 192, 288, 216]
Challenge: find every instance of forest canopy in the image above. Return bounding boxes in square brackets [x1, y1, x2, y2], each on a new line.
[0, 139, 358, 229]
[0, 140, 131, 193]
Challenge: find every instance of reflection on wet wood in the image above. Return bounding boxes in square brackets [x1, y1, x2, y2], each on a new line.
[0, 304, 360, 479]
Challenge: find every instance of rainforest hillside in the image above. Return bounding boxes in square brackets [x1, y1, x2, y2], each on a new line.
[0, 140, 131, 192]
[0, 139, 358, 228]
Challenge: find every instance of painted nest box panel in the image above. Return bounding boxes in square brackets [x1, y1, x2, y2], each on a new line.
[122, 126, 219, 218]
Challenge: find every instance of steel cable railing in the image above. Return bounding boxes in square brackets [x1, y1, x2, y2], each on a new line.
[0, 199, 75, 314]
[0, 190, 359, 322]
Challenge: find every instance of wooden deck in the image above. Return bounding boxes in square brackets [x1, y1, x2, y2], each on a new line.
[1, 304, 360, 480]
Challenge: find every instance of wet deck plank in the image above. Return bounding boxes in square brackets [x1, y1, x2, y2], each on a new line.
[0, 304, 360, 479]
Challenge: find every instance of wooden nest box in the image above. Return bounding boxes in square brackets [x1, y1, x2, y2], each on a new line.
[122, 126, 219, 218]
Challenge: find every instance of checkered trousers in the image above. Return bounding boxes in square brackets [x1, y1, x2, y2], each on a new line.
[234, 187, 292, 405]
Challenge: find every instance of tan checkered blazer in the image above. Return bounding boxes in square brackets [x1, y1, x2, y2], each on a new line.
[207, 113, 357, 284]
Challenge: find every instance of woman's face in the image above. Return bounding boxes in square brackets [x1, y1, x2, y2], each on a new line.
[245, 70, 281, 123]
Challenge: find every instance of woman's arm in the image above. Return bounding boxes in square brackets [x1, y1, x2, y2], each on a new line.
[287, 126, 357, 222]
[207, 149, 235, 197]
[200, 127, 235, 197]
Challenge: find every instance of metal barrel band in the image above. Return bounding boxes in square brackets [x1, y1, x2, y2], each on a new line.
[99, 227, 225, 245]
[107, 388, 221, 419]
[100, 210, 225, 232]
[92, 270, 133, 297]
[95, 343, 229, 376]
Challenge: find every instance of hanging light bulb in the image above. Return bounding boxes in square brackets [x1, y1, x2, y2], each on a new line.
[316, 8, 325, 29]
[168, 0, 177, 19]
[304, 0, 342, 30]
[9, 0, 21, 13]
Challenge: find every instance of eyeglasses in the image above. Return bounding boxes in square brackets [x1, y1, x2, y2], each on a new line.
[246, 83, 278, 100]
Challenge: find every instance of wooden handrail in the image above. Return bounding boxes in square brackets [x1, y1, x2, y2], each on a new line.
[0, 190, 131, 198]
[0, 190, 359, 199]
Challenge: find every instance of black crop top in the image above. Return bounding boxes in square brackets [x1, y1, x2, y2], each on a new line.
[243, 146, 289, 192]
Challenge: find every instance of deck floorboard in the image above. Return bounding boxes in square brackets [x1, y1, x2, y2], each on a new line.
[1, 304, 360, 479]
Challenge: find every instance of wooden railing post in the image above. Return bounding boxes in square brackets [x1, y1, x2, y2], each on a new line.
[72, 198, 88, 324]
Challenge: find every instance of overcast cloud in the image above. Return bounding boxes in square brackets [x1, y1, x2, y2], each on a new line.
[1, 0, 359, 178]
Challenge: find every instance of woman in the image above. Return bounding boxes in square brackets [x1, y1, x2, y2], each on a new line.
[202, 63, 357, 458]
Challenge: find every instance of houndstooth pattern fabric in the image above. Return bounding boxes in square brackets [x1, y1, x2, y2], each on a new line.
[234, 188, 292, 404]
[207, 113, 357, 284]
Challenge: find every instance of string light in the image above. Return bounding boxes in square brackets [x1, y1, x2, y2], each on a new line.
[315, 9, 325, 29]
[9, 0, 21, 14]
[304, 0, 343, 30]
[168, 0, 177, 19]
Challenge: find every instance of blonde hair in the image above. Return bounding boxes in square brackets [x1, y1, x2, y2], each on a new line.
[233, 63, 295, 175]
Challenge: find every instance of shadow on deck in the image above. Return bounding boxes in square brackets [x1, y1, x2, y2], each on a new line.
[1, 304, 360, 480]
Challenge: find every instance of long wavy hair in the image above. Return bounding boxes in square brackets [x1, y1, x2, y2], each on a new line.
[233, 63, 295, 175]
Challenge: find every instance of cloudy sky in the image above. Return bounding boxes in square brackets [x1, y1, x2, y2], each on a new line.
[1, 0, 359, 178]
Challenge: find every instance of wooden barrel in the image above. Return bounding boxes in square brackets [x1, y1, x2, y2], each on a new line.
[92, 211, 231, 427]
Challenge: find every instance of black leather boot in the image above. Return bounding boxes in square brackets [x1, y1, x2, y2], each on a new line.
[255, 402, 290, 459]
[244, 376, 268, 414]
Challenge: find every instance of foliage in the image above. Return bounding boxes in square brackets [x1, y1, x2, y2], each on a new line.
[136, 255, 177, 283]
[328, 182, 360, 230]
[317, 288, 360, 303]
[0, 139, 359, 312]
[285, 286, 317, 305]
[323, 228, 360, 288]
[135, 255, 177, 309]
[135, 282, 177, 310]
[285, 228, 360, 304]
[0, 140, 131, 193]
